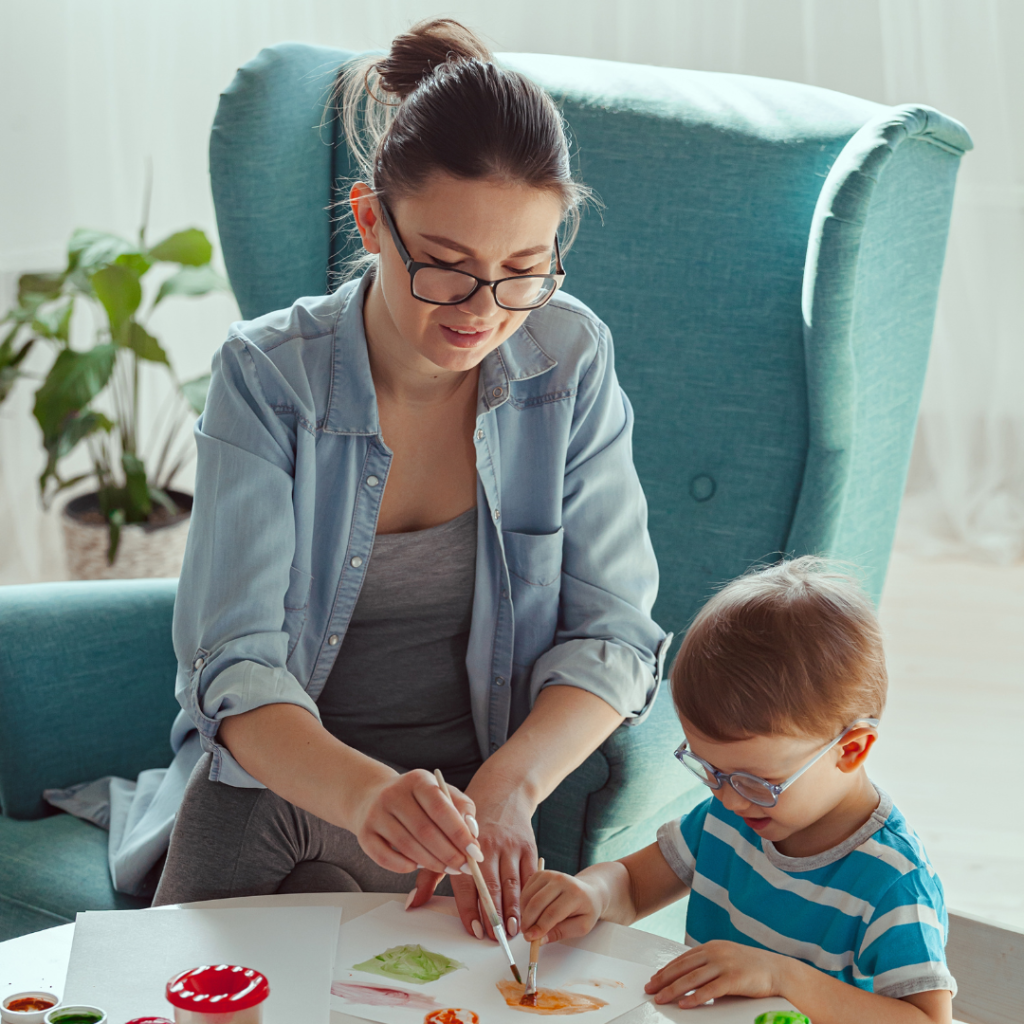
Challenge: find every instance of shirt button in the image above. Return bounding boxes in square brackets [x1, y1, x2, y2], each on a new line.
[492, 387, 503, 398]
[476, 429, 484, 441]
[366, 475, 379, 487]
[494, 676, 505, 687]
[493, 509, 500, 520]
[328, 634, 339, 646]
[193, 657, 205, 670]
[490, 742, 499, 752]
[350, 556, 363, 568]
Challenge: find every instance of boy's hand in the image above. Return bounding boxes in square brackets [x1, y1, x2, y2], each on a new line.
[645, 940, 786, 1008]
[521, 869, 604, 943]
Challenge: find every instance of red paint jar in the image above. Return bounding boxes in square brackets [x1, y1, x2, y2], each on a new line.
[165, 966, 269, 1024]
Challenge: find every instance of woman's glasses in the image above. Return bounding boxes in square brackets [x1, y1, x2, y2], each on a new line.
[673, 719, 880, 808]
[378, 200, 565, 311]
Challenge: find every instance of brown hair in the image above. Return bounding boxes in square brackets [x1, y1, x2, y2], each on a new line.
[332, 19, 591, 244]
[671, 557, 888, 741]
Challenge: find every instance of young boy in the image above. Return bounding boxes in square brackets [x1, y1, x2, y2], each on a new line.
[520, 558, 955, 1024]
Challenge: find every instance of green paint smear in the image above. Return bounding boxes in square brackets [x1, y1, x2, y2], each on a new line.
[353, 943, 467, 985]
[48, 1016, 104, 1024]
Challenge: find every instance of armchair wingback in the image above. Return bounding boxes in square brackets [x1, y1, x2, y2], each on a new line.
[0, 43, 971, 945]
[208, 44, 969, 936]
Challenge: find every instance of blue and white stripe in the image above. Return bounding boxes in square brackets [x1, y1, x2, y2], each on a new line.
[657, 787, 956, 999]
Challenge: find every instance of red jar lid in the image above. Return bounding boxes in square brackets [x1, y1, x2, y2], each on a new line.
[125, 1019, 174, 1023]
[166, 965, 270, 1012]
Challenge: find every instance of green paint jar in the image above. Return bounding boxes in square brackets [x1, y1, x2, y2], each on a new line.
[43, 1007, 107, 1024]
[754, 1013, 811, 1024]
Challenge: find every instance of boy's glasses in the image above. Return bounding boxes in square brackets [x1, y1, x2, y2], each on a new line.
[377, 200, 566, 311]
[673, 719, 880, 808]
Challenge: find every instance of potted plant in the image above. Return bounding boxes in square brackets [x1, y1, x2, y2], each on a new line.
[1, 216, 230, 578]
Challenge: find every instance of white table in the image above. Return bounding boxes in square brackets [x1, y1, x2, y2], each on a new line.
[1, 892, 799, 1023]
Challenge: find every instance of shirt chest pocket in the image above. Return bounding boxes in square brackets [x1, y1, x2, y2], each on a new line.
[503, 527, 563, 667]
[283, 565, 313, 659]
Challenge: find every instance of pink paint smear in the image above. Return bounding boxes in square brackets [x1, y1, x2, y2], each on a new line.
[332, 981, 441, 1010]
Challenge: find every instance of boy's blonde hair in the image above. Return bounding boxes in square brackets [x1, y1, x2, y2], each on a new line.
[671, 556, 887, 741]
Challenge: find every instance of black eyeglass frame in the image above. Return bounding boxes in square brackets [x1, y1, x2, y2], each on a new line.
[376, 199, 566, 312]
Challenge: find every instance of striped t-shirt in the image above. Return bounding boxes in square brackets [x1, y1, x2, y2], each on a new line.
[657, 787, 956, 999]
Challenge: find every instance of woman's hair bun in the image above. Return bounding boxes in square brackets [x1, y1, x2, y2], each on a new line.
[376, 19, 492, 100]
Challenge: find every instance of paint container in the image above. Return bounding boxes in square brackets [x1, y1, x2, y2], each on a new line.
[1, 993, 59, 1024]
[165, 965, 269, 1024]
[753, 1013, 811, 1024]
[42, 1007, 106, 1024]
[124, 1018, 174, 1023]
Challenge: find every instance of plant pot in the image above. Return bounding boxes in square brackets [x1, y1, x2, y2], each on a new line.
[61, 490, 193, 580]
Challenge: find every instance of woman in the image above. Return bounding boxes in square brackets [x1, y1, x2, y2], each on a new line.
[154, 19, 668, 942]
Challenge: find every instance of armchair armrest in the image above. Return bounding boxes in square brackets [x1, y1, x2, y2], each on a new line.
[0, 579, 179, 819]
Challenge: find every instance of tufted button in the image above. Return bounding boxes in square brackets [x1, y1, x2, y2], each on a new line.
[491, 387, 503, 399]
[689, 474, 716, 502]
[350, 556, 363, 568]
[328, 634, 339, 646]
[476, 429, 484, 440]
[494, 676, 505, 687]
[193, 657, 205, 670]
[366, 475, 379, 487]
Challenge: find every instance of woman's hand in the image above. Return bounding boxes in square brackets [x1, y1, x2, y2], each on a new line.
[521, 869, 604, 943]
[645, 941, 785, 1008]
[449, 781, 537, 938]
[351, 768, 480, 877]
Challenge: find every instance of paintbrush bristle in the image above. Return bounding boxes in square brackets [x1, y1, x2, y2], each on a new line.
[511, 964, 522, 984]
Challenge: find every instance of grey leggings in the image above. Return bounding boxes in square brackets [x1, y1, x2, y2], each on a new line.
[153, 753, 453, 905]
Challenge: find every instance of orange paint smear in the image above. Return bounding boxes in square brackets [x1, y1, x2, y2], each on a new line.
[424, 1009, 479, 1024]
[496, 980, 609, 1015]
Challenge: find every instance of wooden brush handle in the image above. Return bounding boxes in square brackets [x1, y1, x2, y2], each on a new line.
[434, 769, 502, 929]
[530, 857, 546, 962]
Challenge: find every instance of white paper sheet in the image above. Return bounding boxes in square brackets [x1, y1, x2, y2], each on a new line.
[64, 905, 341, 1023]
[332, 902, 654, 1024]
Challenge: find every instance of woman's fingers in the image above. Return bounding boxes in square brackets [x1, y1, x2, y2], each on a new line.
[410, 771, 477, 860]
[450, 871, 484, 938]
[360, 831, 420, 875]
[500, 851, 522, 937]
[406, 868, 443, 910]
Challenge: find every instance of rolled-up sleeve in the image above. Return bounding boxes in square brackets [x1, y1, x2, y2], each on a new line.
[529, 323, 668, 723]
[172, 336, 321, 788]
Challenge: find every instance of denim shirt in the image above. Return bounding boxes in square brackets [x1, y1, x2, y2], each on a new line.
[170, 273, 669, 787]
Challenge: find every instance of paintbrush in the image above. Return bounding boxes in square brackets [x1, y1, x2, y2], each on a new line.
[520, 857, 545, 1006]
[433, 768, 522, 984]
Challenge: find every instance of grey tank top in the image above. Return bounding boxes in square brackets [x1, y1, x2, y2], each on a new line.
[317, 506, 482, 790]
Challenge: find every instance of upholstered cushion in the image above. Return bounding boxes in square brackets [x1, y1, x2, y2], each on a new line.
[0, 813, 148, 940]
[0, 580, 179, 820]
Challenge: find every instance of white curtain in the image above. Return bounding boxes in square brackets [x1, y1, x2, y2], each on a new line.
[1, 0, 1020, 584]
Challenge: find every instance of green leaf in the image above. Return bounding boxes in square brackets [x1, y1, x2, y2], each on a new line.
[33, 344, 117, 440]
[31, 296, 74, 341]
[120, 321, 169, 364]
[107, 507, 125, 564]
[115, 251, 153, 278]
[67, 229, 138, 290]
[18, 271, 64, 304]
[149, 228, 213, 266]
[180, 373, 210, 414]
[38, 411, 113, 496]
[0, 335, 35, 404]
[148, 485, 179, 516]
[91, 264, 142, 336]
[121, 451, 151, 521]
[155, 264, 230, 306]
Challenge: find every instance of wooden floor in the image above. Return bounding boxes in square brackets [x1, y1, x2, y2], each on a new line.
[871, 550, 1024, 931]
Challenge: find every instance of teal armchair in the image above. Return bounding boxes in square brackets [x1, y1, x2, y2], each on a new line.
[0, 46, 969, 941]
